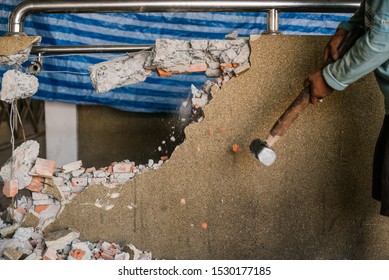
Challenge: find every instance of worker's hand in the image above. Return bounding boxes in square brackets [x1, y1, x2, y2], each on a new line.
[323, 28, 348, 61]
[304, 70, 334, 105]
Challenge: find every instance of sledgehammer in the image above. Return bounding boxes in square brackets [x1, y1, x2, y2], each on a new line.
[250, 25, 364, 166]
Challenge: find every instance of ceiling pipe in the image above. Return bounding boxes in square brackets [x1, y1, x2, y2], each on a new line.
[6, 0, 361, 54]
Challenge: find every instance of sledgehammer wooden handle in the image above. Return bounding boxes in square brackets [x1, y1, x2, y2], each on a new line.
[265, 25, 364, 148]
[267, 86, 310, 146]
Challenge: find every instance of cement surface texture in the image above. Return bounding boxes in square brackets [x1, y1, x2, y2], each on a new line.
[48, 35, 389, 259]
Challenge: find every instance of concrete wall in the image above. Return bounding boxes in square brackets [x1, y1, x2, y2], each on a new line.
[49, 35, 389, 259]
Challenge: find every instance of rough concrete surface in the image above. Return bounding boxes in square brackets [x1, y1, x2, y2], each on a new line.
[48, 35, 389, 260]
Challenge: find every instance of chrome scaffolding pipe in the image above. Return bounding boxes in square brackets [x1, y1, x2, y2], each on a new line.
[7, 0, 361, 54]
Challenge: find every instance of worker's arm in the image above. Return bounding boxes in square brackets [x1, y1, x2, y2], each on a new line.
[323, 1, 389, 91]
[324, 0, 365, 61]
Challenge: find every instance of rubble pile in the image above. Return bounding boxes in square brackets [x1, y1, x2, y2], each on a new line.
[0, 140, 165, 260]
[0, 225, 151, 260]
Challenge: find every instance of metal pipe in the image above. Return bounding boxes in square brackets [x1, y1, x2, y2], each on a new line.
[7, 0, 360, 55]
[262, 9, 281, 35]
[31, 44, 154, 55]
[8, 0, 360, 35]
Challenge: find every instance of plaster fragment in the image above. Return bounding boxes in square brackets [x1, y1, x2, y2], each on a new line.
[89, 51, 152, 93]
[0, 70, 39, 103]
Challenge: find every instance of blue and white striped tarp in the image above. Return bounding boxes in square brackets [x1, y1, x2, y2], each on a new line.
[0, 0, 352, 113]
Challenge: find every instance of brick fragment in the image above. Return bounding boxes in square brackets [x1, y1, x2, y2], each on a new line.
[232, 144, 241, 152]
[34, 158, 56, 177]
[62, 160, 82, 173]
[101, 252, 114, 260]
[25, 176, 44, 192]
[156, 68, 173, 77]
[34, 205, 49, 213]
[113, 162, 133, 173]
[43, 247, 58, 260]
[70, 249, 86, 260]
[2, 179, 19, 198]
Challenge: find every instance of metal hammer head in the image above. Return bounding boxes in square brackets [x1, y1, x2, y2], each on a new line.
[250, 139, 276, 166]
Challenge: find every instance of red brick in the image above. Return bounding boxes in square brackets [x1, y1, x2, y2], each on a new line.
[26, 176, 44, 192]
[70, 249, 86, 260]
[2, 179, 19, 198]
[34, 158, 56, 177]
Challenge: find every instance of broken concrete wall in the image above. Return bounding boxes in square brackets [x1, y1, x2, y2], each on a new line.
[0, 36, 41, 66]
[47, 35, 389, 260]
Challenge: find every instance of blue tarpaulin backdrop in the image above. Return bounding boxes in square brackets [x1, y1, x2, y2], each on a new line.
[0, 0, 352, 113]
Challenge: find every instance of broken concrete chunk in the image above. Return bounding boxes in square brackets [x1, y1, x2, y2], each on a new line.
[21, 211, 40, 228]
[13, 227, 34, 242]
[42, 178, 63, 201]
[0, 46, 32, 66]
[128, 244, 152, 260]
[45, 229, 80, 251]
[152, 38, 250, 79]
[153, 39, 192, 70]
[0, 238, 20, 256]
[0, 70, 39, 103]
[0, 223, 20, 238]
[3, 247, 24, 260]
[0, 36, 41, 66]
[89, 51, 152, 94]
[0, 140, 39, 189]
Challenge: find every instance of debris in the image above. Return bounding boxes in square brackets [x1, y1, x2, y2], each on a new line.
[202, 222, 208, 230]
[232, 144, 241, 153]
[43, 246, 59, 260]
[0, 140, 40, 189]
[12, 227, 33, 243]
[0, 36, 41, 66]
[180, 198, 186, 206]
[152, 38, 250, 80]
[89, 51, 153, 94]
[45, 229, 80, 251]
[25, 176, 44, 192]
[0, 223, 20, 238]
[62, 160, 83, 173]
[20, 211, 40, 228]
[33, 158, 56, 178]
[0, 70, 39, 103]
[3, 247, 24, 260]
[128, 244, 152, 260]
